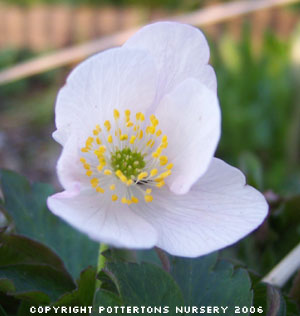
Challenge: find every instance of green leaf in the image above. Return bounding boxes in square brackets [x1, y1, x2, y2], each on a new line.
[0, 292, 20, 316]
[0, 233, 75, 304]
[170, 253, 253, 315]
[0, 304, 8, 316]
[97, 262, 184, 315]
[92, 290, 122, 316]
[238, 151, 264, 190]
[136, 249, 162, 266]
[0, 279, 15, 293]
[16, 267, 98, 316]
[0, 169, 98, 278]
[0, 264, 75, 304]
[54, 267, 96, 308]
[250, 273, 299, 316]
[0, 234, 67, 272]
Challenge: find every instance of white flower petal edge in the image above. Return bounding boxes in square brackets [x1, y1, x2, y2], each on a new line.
[155, 78, 221, 194]
[55, 133, 88, 190]
[124, 21, 217, 107]
[54, 47, 158, 145]
[130, 158, 268, 257]
[47, 188, 158, 249]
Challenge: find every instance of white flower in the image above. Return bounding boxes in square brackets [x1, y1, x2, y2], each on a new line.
[47, 22, 268, 257]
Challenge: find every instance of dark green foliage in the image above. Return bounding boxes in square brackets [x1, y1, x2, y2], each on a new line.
[212, 27, 299, 193]
[170, 254, 252, 315]
[0, 169, 98, 278]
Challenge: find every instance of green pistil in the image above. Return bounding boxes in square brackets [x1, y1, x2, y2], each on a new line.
[110, 147, 145, 178]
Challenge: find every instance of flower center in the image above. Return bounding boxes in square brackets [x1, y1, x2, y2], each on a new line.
[79, 109, 173, 204]
[110, 148, 145, 179]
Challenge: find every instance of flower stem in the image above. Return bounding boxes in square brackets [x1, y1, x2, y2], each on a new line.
[262, 242, 300, 287]
[96, 243, 108, 289]
[155, 247, 170, 272]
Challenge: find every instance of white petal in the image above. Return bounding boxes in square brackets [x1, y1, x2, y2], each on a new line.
[47, 188, 158, 249]
[124, 21, 217, 106]
[54, 47, 157, 145]
[132, 158, 268, 257]
[56, 133, 88, 190]
[155, 78, 221, 194]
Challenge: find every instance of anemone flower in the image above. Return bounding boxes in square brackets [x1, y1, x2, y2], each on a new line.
[47, 22, 268, 257]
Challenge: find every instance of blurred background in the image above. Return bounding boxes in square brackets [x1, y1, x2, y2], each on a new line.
[0, 0, 300, 285]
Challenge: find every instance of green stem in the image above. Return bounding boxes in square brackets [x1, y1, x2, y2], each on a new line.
[96, 243, 108, 289]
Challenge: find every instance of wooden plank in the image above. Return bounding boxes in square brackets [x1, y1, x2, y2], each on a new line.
[49, 5, 73, 48]
[0, 0, 299, 84]
[3, 5, 25, 49]
[27, 6, 49, 51]
[73, 6, 94, 43]
[94, 6, 120, 36]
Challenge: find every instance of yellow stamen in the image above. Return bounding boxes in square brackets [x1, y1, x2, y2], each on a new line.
[130, 135, 136, 144]
[146, 188, 152, 194]
[115, 170, 122, 177]
[120, 134, 128, 141]
[167, 163, 173, 170]
[155, 170, 171, 181]
[86, 137, 94, 147]
[146, 140, 152, 147]
[150, 169, 158, 177]
[113, 109, 120, 120]
[131, 196, 139, 203]
[156, 130, 162, 137]
[112, 194, 118, 201]
[104, 120, 111, 132]
[126, 121, 134, 127]
[80, 157, 86, 163]
[97, 165, 104, 172]
[93, 125, 101, 135]
[152, 119, 159, 127]
[146, 126, 155, 134]
[110, 184, 116, 191]
[138, 172, 148, 180]
[90, 178, 99, 188]
[145, 195, 153, 203]
[159, 156, 168, 166]
[116, 170, 127, 183]
[94, 147, 106, 157]
[156, 181, 165, 188]
[83, 163, 91, 170]
[104, 169, 112, 175]
[107, 135, 113, 143]
[139, 130, 143, 139]
[126, 179, 133, 186]
[96, 186, 104, 193]
[160, 142, 168, 149]
[86, 170, 92, 177]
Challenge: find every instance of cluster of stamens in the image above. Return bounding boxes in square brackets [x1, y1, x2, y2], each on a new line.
[79, 109, 173, 204]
